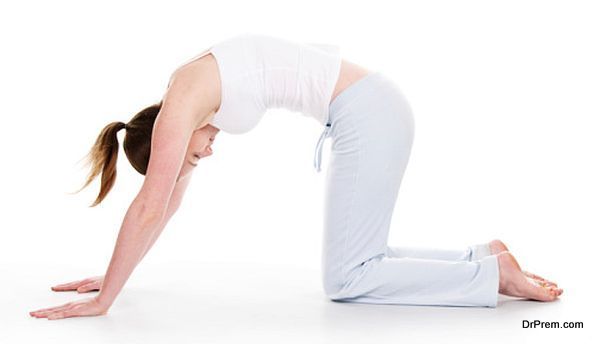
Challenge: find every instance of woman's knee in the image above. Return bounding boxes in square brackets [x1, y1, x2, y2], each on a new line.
[322, 273, 345, 300]
[321, 257, 382, 301]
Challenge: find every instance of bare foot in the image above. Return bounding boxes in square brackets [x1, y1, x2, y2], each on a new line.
[489, 239, 509, 255]
[497, 251, 563, 301]
[488, 239, 557, 287]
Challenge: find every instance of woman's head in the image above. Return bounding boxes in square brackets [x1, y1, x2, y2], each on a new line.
[73, 101, 219, 207]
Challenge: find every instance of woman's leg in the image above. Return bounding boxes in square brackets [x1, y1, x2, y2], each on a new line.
[385, 242, 492, 262]
[320, 72, 499, 307]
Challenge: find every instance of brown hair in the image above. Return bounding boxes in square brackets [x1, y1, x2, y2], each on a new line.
[71, 101, 163, 207]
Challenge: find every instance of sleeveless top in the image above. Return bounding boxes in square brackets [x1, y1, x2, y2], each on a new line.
[206, 33, 342, 134]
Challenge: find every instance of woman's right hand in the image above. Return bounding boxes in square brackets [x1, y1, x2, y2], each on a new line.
[51, 275, 104, 293]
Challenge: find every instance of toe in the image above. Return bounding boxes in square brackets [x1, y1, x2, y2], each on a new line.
[549, 287, 562, 298]
[522, 277, 557, 301]
[523, 271, 558, 287]
[553, 287, 564, 296]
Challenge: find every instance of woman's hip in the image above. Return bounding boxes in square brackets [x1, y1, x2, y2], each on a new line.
[313, 71, 414, 173]
[328, 72, 414, 152]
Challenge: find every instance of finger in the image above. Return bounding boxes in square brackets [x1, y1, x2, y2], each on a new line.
[52, 280, 86, 291]
[51, 286, 77, 291]
[77, 282, 100, 293]
[47, 304, 86, 320]
[35, 303, 79, 318]
[32, 307, 69, 318]
[47, 312, 65, 320]
[31, 303, 70, 315]
[30, 303, 73, 316]
[53, 279, 86, 287]
[48, 310, 73, 320]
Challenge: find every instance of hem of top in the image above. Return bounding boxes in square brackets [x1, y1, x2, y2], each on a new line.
[207, 47, 227, 132]
[321, 56, 344, 125]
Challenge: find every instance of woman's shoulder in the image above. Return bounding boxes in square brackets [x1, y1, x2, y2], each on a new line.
[172, 48, 214, 76]
[164, 54, 221, 127]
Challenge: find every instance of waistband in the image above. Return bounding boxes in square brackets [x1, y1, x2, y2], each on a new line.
[329, 71, 385, 117]
[313, 71, 384, 173]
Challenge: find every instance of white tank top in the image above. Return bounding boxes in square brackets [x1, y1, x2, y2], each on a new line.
[207, 33, 342, 134]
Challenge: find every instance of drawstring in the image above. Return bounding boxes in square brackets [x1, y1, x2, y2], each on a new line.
[313, 122, 332, 172]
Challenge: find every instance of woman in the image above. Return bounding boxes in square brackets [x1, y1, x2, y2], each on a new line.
[30, 33, 562, 320]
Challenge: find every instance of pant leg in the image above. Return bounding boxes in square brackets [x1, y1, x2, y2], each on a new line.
[320, 73, 499, 308]
[385, 242, 492, 262]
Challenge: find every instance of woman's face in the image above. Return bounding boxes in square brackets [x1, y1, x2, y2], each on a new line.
[177, 124, 220, 181]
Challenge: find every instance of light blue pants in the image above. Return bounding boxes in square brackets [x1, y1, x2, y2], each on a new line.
[313, 72, 499, 308]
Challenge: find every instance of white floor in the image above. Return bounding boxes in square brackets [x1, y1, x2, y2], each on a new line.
[4, 261, 594, 344]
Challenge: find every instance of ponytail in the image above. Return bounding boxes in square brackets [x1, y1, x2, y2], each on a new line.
[71, 121, 128, 207]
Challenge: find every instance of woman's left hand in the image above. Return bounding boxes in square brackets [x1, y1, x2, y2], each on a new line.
[29, 296, 108, 320]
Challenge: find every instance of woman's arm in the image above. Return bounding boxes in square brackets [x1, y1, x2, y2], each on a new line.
[94, 174, 192, 306]
[39, 173, 193, 297]
[94, 70, 212, 309]
[137, 172, 193, 264]
[29, 69, 213, 320]
[94, 197, 165, 308]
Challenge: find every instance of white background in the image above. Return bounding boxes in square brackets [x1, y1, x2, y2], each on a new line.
[1, 0, 598, 342]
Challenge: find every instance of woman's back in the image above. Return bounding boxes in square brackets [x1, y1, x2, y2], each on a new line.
[176, 34, 367, 134]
